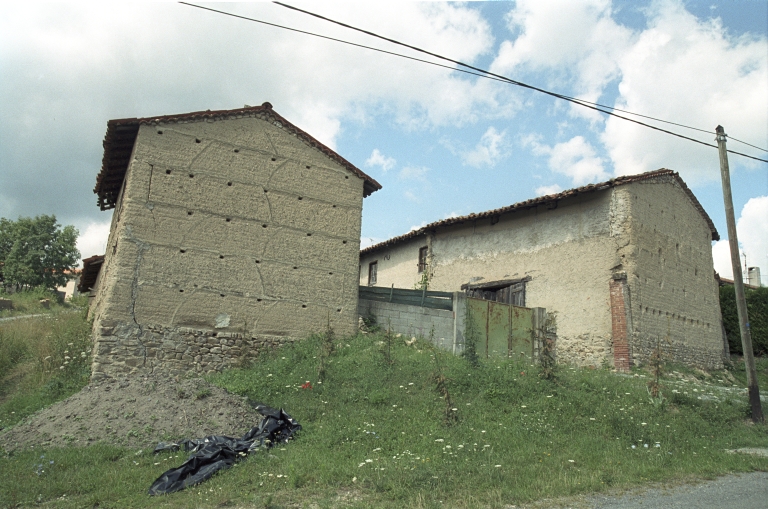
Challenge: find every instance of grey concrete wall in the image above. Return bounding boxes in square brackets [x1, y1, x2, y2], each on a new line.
[90, 113, 367, 378]
[621, 176, 724, 369]
[358, 298, 456, 352]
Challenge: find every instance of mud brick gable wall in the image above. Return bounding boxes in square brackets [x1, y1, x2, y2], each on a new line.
[89, 106, 377, 379]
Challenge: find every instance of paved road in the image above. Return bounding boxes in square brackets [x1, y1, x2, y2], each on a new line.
[585, 472, 768, 509]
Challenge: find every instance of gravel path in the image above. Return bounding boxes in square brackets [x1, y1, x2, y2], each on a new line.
[586, 471, 768, 509]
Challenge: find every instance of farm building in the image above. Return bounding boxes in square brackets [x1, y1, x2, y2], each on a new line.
[359, 169, 726, 370]
[85, 102, 380, 379]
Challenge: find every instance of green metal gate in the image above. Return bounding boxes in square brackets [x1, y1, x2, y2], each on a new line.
[466, 297, 534, 360]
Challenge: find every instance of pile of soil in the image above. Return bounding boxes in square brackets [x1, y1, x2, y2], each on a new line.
[0, 375, 262, 452]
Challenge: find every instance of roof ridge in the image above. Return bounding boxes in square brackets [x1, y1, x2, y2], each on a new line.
[361, 169, 718, 255]
[94, 103, 381, 210]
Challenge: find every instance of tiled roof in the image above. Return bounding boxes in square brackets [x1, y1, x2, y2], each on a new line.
[94, 102, 382, 210]
[361, 169, 719, 255]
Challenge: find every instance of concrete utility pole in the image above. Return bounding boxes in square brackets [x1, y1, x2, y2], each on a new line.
[715, 125, 764, 423]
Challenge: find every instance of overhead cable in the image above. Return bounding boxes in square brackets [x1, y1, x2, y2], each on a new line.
[179, 2, 767, 163]
[273, 1, 768, 161]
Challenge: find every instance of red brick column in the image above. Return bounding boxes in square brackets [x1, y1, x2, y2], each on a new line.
[609, 276, 632, 371]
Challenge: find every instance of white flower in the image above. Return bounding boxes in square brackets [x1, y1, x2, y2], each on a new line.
[372, 448, 381, 452]
[495, 465, 501, 468]
[589, 418, 596, 421]
[365, 459, 372, 463]
[631, 445, 636, 449]
[435, 439, 444, 442]
[568, 460, 575, 463]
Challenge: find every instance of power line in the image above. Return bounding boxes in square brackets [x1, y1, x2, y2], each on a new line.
[179, 2, 768, 163]
[273, 1, 768, 160]
[274, 1, 768, 156]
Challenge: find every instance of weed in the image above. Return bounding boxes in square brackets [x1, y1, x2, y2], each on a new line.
[194, 388, 211, 400]
[462, 303, 480, 367]
[317, 315, 336, 383]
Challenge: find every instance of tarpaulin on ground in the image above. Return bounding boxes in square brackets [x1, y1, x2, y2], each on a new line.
[148, 404, 301, 495]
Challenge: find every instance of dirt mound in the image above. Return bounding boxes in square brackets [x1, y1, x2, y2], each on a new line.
[0, 375, 262, 452]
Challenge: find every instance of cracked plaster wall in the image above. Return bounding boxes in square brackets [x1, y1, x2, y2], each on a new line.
[90, 115, 365, 378]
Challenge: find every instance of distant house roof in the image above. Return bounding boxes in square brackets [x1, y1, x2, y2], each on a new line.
[361, 169, 719, 255]
[78, 254, 105, 293]
[94, 102, 382, 210]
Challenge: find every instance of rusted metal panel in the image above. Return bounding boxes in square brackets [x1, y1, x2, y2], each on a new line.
[511, 305, 534, 361]
[466, 297, 535, 360]
[487, 301, 510, 357]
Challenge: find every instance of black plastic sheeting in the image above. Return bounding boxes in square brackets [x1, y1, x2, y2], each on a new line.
[148, 404, 301, 495]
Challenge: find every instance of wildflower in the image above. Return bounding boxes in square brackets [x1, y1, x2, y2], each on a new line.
[59, 366, 65, 370]
[301, 382, 313, 389]
[435, 439, 444, 442]
[590, 418, 596, 421]
[568, 460, 575, 463]
[494, 465, 501, 468]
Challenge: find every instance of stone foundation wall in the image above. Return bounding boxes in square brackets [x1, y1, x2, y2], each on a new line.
[91, 320, 298, 379]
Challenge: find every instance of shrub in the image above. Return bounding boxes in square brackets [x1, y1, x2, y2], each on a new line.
[720, 285, 767, 355]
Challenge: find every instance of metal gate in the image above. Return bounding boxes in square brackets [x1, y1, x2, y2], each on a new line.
[466, 297, 535, 360]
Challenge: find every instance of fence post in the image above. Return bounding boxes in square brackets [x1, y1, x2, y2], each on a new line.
[452, 292, 467, 355]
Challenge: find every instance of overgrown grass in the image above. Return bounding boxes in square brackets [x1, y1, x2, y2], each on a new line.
[1, 330, 766, 508]
[0, 287, 85, 318]
[0, 301, 92, 429]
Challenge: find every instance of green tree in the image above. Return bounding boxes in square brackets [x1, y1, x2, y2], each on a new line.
[0, 215, 80, 291]
[720, 284, 767, 356]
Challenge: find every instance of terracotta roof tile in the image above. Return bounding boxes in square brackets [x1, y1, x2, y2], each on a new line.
[361, 169, 718, 255]
[94, 102, 381, 210]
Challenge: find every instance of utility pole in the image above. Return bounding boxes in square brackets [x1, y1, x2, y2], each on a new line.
[716, 125, 763, 423]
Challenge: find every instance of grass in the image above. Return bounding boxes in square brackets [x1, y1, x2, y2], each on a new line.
[0, 287, 85, 318]
[0, 292, 92, 430]
[1, 326, 767, 508]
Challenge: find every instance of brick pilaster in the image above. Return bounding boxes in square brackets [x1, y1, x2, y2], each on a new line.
[610, 275, 632, 371]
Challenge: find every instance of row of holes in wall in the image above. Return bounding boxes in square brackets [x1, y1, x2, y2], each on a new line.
[176, 250, 340, 272]
[642, 306, 711, 328]
[156, 130, 351, 179]
[164, 169, 342, 209]
[173, 285, 342, 312]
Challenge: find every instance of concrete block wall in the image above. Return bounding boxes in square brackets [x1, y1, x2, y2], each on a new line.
[358, 299, 456, 352]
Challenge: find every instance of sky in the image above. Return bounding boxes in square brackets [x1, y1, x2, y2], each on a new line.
[1, 0, 766, 284]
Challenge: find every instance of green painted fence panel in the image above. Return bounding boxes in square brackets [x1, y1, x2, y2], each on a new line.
[487, 301, 511, 357]
[511, 305, 534, 361]
[466, 297, 535, 359]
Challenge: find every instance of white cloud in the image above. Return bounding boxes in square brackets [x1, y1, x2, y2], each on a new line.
[409, 221, 428, 232]
[75, 220, 111, 263]
[535, 184, 563, 196]
[360, 237, 384, 250]
[461, 127, 509, 168]
[0, 2, 515, 222]
[365, 149, 396, 172]
[399, 166, 430, 182]
[711, 196, 768, 284]
[528, 136, 608, 186]
[491, 0, 632, 123]
[491, 0, 767, 184]
[602, 3, 767, 183]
